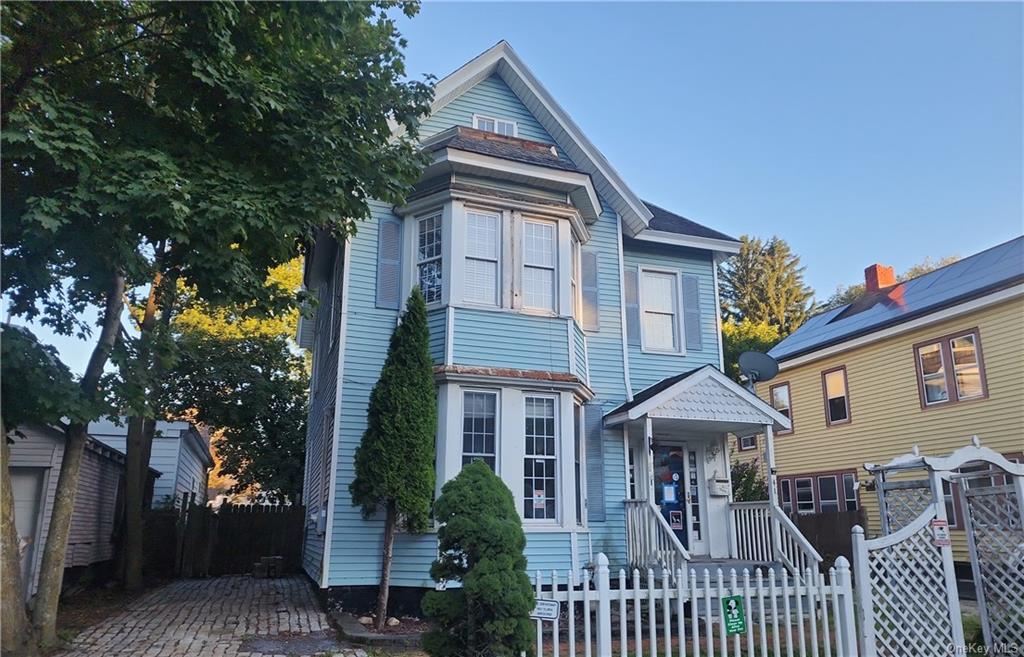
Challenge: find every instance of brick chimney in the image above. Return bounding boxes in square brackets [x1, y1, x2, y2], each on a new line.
[864, 263, 896, 292]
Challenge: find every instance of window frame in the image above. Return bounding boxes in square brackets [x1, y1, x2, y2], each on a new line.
[460, 389, 499, 471]
[473, 113, 518, 137]
[779, 470, 859, 515]
[638, 266, 684, 355]
[794, 477, 815, 515]
[416, 212, 444, 306]
[520, 218, 559, 314]
[912, 328, 989, 409]
[779, 479, 793, 515]
[463, 208, 502, 307]
[817, 475, 840, 513]
[522, 393, 560, 524]
[843, 473, 859, 511]
[769, 381, 793, 435]
[820, 366, 852, 427]
[573, 402, 586, 527]
[737, 434, 757, 451]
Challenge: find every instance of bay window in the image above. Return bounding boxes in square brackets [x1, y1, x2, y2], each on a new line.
[522, 219, 557, 312]
[464, 210, 500, 306]
[417, 213, 443, 304]
[523, 395, 558, 520]
[913, 329, 988, 407]
[640, 269, 681, 353]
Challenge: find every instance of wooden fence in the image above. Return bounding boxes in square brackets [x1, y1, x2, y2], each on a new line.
[143, 497, 304, 577]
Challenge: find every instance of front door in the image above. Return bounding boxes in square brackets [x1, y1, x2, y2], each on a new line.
[652, 444, 707, 554]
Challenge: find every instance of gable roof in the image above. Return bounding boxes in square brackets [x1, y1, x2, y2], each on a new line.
[642, 201, 738, 243]
[426, 41, 653, 235]
[770, 236, 1024, 362]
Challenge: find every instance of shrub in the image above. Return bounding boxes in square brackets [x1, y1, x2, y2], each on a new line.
[422, 460, 535, 656]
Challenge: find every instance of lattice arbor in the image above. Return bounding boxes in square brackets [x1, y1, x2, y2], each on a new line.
[959, 467, 1024, 650]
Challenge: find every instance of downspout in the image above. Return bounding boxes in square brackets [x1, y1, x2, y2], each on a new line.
[320, 238, 351, 589]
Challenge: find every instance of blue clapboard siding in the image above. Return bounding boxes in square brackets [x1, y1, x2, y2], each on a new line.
[452, 307, 570, 372]
[427, 308, 446, 364]
[622, 239, 721, 393]
[572, 321, 588, 381]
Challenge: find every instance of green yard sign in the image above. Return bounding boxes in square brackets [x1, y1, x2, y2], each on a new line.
[722, 595, 747, 635]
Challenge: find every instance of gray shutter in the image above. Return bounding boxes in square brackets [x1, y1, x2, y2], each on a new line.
[375, 218, 402, 309]
[581, 251, 600, 331]
[624, 267, 641, 347]
[682, 274, 703, 351]
[584, 404, 606, 522]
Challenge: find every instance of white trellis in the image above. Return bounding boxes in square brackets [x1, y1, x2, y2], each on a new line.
[856, 439, 1024, 656]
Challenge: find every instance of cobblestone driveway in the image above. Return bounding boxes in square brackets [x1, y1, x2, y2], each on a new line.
[59, 576, 361, 657]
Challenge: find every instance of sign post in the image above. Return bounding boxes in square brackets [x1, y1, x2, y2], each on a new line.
[530, 599, 560, 621]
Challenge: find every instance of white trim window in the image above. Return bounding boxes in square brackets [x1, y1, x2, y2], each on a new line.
[523, 395, 558, 521]
[795, 477, 815, 514]
[843, 473, 858, 511]
[417, 213, 443, 304]
[640, 268, 681, 353]
[474, 114, 517, 137]
[522, 219, 557, 312]
[464, 210, 500, 306]
[573, 402, 585, 526]
[462, 391, 498, 470]
[780, 479, 793, 515]
[817, 475, 840, 512]
[950, 333, 984, 400]
[916, 342, 949, 405]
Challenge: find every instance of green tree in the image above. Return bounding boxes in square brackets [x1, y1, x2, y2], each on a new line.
[719, 236, 814, 336]
[721, 318, 781, 382]
[819, 255, 961, 311]
[2, 1, 431, 627]
[731, 459, 769, 502]
[422, 460, 535, 657]
[350, 288, 437, 631]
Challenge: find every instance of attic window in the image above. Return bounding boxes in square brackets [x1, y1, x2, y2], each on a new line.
[474, 114, 517, 137]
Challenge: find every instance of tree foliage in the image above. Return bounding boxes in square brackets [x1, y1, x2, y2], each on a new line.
[721, 319, 782, 382]
[422, 460, 535, 657]
[731, 459, 769, 502]
[719, 236, 814, 337]
[350, 288, 437, 533]
[819, 255, 961, 311]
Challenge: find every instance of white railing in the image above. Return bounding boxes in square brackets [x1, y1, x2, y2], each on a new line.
[729, 501, 774, 563]
[624, 499, 690, 576]
[772, 505, 824, 577]
[529, 553, 859, 657]
[729, 501, 824, 578]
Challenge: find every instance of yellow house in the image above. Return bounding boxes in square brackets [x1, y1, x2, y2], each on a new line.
[735, 236, 1023, 565]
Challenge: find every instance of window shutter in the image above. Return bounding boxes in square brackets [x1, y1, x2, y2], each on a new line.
[681, 274, 703, 351]
[624, 267, 641, 346]
[376, 218, 402, 309]
[584, 404, 606, 522]
[581, 251, 600, 331]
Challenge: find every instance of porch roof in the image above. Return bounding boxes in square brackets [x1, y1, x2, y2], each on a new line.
[603, 365, 792, 433]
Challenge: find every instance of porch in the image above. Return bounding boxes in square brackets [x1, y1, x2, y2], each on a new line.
[605, 366, 822, 579]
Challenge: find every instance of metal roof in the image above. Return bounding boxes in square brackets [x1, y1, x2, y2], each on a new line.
[770, 236, 1024, 361]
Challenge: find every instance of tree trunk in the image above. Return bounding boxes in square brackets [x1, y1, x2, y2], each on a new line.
[2, 433, 38, 657]
[374, 500, 397, 632]
[31, 273, 124, 649]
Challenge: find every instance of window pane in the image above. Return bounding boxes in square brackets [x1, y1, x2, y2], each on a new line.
[772, 384, 791, 419]
[462, 392, 497, 470]
[418, 261, 442, 304]
[780, 480, 793, 514]
[641, 272, 676, 313]
[523, 266, 555, 310]
[524, 397, 557, 520]
[418, 215, 442, 260]
[843, 473, 858, 511]
[917, 343, 949, 404]
[795, 478, 814, 514]
[818, 476, 839, 513]
[573, 405, 583, 526]
[496, 120, 515, 136]
[824, 370, 849, 423]
[464, 259, 497, 305]
[475, 117, 495, 132]
[950, 335, 983, 399]
[466, 212, 498, 259]
[643, 312, 676, 350]
[524, 222, 555, 267]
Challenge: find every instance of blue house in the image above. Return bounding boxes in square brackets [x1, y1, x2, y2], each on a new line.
[299, 42, 810, 606]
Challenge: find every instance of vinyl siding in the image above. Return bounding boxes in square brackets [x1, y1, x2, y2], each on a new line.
[174, 436, 210, 504]
[427, 308, 447, 364]
[741, 297, 1024, 562]
[623, 239, 721, 393]
[90, 425, 182, 507]
[452, 307, 570, 372]
[572, 321, 588, 382]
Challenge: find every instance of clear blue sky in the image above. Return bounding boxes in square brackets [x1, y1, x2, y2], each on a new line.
[7, 1, 1022, 376]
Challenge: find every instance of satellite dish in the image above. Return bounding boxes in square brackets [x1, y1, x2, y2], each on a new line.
[738, 351, 779, 388]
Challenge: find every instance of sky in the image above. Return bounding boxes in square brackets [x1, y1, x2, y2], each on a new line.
[6, 1, 1022, 376]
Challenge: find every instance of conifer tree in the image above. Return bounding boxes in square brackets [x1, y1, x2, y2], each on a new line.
[719, 235, 814, 336]
[350, 287, 437, 630]
[422, 460, 535, 657]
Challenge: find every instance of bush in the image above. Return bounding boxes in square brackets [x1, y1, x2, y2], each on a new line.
[422, 460, 535, 657]
[732, 458, 768, 502]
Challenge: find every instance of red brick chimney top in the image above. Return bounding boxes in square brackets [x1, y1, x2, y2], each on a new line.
[864, 263, 896, 292]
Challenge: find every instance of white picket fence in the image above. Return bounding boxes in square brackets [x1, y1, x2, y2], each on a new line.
[529, 553, 858, 657]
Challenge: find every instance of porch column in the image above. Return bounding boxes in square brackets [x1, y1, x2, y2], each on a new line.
[763, 423, 778, 508]
[644, 416, 655, 502]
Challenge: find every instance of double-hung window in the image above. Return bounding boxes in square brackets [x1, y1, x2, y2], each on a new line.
[640, 269, 681, 352]
[822, 367, 851, 425]
[522, 220, 557, 312]
[818, 475, 840, 512]
[780, 479, 793, 514]
[915, 329, 987, 407]
[474, 114, 517, 137]
[843, 473, 858, 511]
[417, 213, 443, 304]
[462, 391, 497, 470]
[770, 382, 793, 434]
[464, 210, 500, 306]
[523, 396, 558, 520]
[795, 477, 815, 514]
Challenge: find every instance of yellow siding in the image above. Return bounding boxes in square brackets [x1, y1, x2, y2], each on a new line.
[736, 297, 1024, 561]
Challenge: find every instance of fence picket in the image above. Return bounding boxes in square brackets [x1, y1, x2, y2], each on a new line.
[703, 569, 714, 657]
[690, 568, 701, 657]
[583, 568, 592, 657]
[618, 569, 627, 657]
[677, 568, 687, 657]
[570, 569, 578, 657]
[535, 570, 543, 657]
[633, 568, 643, 657]
[663, 568, 673, 657]
[819, 570, 833, 657]
[647, 569, 657, 657]
[743, 570, 754, 657]
[730, 569, 741, 657]
[552, 570, 561, 657]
